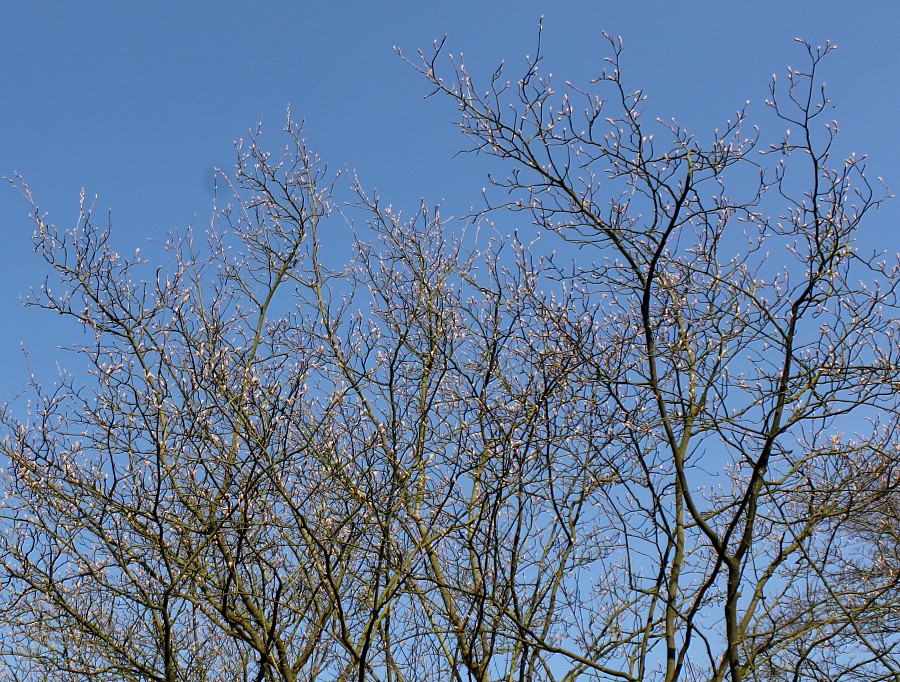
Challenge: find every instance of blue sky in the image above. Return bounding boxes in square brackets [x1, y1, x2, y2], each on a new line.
[1, 2, 898, 397]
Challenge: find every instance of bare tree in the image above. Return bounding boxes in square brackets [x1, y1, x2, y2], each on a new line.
[1, 33, 898, 682]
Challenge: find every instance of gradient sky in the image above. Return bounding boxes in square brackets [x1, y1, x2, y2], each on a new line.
[1, 2, 898, 399]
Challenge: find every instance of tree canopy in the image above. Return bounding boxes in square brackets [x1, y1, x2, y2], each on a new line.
[1, 35, 898, 682]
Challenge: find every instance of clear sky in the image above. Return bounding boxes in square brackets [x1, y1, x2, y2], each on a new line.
[1, 2, 898, 398]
